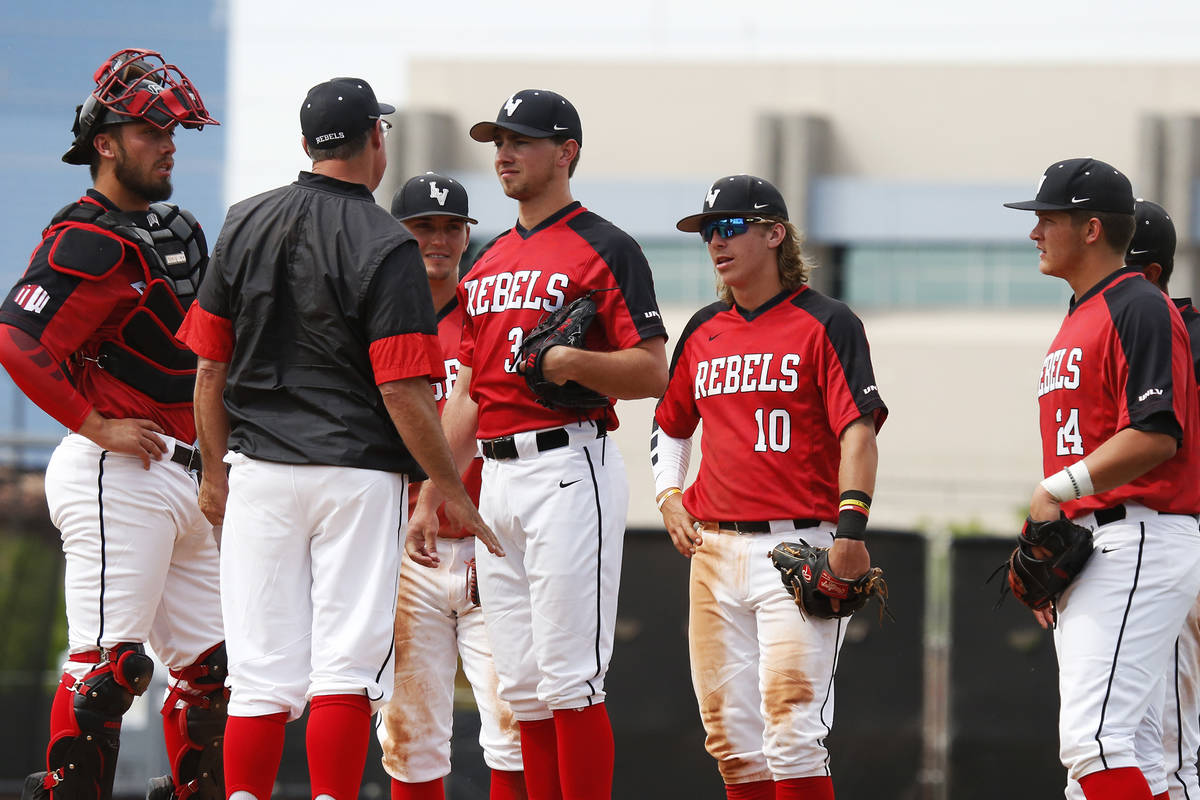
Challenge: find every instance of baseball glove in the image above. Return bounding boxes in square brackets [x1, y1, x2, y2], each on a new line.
[517, 290, 610, 410]
[769, 539, 892, 621]
[995, 516, 1094, 611]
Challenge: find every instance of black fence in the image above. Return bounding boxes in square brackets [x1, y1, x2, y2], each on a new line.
[0, 527, 1072, 799]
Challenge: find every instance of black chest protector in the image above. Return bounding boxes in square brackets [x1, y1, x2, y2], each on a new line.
[49, 199, 209, 404]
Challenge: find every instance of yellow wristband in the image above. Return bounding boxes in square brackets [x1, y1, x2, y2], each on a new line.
[656, 487, 682, 510]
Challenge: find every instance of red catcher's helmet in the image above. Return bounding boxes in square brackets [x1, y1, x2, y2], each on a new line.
[62, 47, 220, 166]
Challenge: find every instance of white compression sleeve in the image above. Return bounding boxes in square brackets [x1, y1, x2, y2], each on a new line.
[651, 421, 692, 497]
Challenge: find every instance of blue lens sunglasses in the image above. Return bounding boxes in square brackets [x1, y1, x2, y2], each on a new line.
[700, 216, 773, 243]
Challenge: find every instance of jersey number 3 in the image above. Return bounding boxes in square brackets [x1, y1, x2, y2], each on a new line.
[1056, 408, 1084, 456]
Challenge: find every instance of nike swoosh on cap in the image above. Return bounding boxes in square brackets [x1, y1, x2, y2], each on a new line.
[553, 124, 569, 130]
[1070, 196, 1090, 203]
[1129, 249, 1151, 255]
[753, 203, 768, 209]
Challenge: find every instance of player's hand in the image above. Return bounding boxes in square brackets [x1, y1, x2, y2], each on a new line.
[660, 493, 702, 558]
[534, 346, 570, 386]
[1029, 484, 1061, 522]
[828, 538, 871, 613]
[77, 412, 168, 469]
[444, 494, 505, 558]
[407, 494, 442, 568]
[198, 472, 228, 527]
[1032, 605, 1056, 630]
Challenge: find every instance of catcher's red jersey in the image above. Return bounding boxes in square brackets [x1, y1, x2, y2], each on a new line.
[0, 193, 195, 440]
[459, 202, 666, 439]
[655, 286, 886, 522]
[1038, 268, 1200, 516]
[410, 297, 481, 538]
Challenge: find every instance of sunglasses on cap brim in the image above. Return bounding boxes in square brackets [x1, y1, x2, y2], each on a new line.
[700, 216, 774, 243]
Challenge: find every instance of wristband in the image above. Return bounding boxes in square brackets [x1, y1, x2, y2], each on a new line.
[656, 487, 682, 510]
[835, 490, 871, 540]
[1040, 461, 1094, 502]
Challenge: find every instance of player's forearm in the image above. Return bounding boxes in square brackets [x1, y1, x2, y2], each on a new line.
[837, 415, 879, 497]
[0, 324, 92, 430]
[380, 377, 475, 507]
[1078, 427, 1178, 494]
[547, 336, 668, 399]
[193, 357, 230, 477]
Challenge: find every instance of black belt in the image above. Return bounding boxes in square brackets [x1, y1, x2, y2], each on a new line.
[1093, 504, 1200, 526]
[170, 442, 202, 475]
[480, 420, 606, 461]
[712, 519, 821, 534]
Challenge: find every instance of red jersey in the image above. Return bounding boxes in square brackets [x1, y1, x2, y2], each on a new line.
[0, 191, 196, 440]
[1038, 268, 1200, 516]
[654, 287, 887, 523]
[459, 202, 667, 439]
[410, 297, 483, 539]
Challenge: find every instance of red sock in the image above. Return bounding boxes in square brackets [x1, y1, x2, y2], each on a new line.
[776, 776, 834, 799]
[553, 704, 614, 800]
[1152, 793, 1169, 800]
[390, 777, 443, 800]
[46, 675, 78, 763]
[725, 779, 775, 799]
[490, 769, 529, 800]
[1079, 767, 1152, 800]
[161, 703, 189, 786]
[224, 712, 288, 799]
[518, 718, 562, 800]
[307, 694, 371, 800]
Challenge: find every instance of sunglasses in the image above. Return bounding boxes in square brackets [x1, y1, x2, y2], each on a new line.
[700, 216, 772, 243]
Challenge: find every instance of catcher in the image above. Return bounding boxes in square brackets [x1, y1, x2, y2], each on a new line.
[652, 175, 888, 800]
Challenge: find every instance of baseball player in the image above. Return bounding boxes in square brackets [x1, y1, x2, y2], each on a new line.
[1005, 159, 1200, 800]
[0, 49, 227, 800]
[178, 79, 497, 800]
[651, 175, 887, 800]
[377, 173, 526, 800]
[409, 89, 668, 800]
[1124, 200, 1200, 800]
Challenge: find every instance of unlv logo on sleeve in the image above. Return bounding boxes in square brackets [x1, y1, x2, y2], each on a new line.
[14, 284, 51, 313]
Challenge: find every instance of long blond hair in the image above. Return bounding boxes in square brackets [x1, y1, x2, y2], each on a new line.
[716, 219, 817, 305]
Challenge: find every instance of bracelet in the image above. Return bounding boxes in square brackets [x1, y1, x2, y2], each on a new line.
[656, 487, 682, 510]
[1040, 461, 1094, 502]
[835, 490, 871, 540]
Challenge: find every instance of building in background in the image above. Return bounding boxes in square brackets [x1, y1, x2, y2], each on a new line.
[5, 0, 1200, 532]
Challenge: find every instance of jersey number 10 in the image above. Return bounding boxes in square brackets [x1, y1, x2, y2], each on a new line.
[754, 408, 792, 453]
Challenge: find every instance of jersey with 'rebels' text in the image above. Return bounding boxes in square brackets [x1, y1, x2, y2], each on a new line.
[459, 202, 666, 439]
[1038, 268, 1200, 516]
[654, 287, 887, 523]
[409, 296, 482, 538]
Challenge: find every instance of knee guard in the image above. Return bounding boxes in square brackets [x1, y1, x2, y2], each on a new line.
[45, 644, 154, 800]
[160, 643, 228, 800]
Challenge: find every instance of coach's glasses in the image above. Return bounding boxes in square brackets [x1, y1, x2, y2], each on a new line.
[377, 118, 392, 138]
[700, 216, 772, 243]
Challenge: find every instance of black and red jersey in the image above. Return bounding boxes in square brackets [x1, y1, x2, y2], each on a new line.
[1038, 268, 1200, 516]
[458, 202, 666, 439]
[1174, 297, 1200, 382]
[0, 190, 196, 440]
[654, 286, 887, 523]
[410, 296, 482, 539]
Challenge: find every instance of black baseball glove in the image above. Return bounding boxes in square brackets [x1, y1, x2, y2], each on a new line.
[996, 516, 1094, 611]
[769, 539, 892, 621]
[517, 291, 610, 410]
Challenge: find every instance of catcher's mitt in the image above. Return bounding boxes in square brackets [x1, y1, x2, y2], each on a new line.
[769, 539, 892, 621]
[994, 516, 1094, 611]
[517, 290, 611, 410]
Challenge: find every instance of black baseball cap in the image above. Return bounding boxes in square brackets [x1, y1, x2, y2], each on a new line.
[301, 77, 395, 150]
[1003, 157, 1135, 215]
[469, 89, 582, 145]
[1127, 199, 1176, 268]
[391, 172, 477, 224]
[676, 175, 789, 233]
